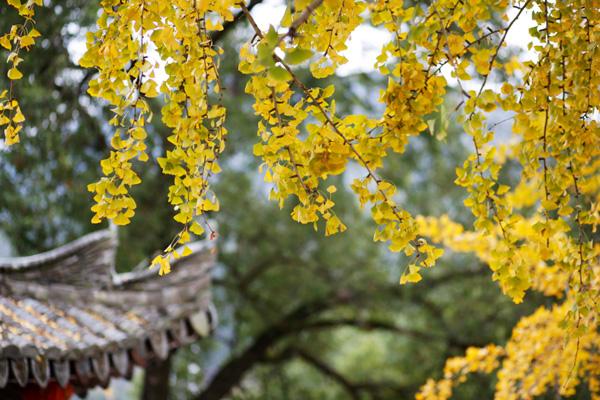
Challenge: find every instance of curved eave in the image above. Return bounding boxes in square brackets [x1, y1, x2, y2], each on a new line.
[113, 239, 216, 287]
[0, 229, 116, 271]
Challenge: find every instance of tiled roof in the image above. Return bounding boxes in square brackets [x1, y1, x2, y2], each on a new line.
[0, 229, 216, 391]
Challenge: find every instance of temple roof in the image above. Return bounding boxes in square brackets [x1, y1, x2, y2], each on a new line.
[0, 229, 216, 391]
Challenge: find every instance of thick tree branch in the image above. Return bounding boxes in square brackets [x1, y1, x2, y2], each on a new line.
[142, 356, 172, 400]
[194, 295, 341, 400]
[301, 317, 441, 342]
[294, 348, 361, 400]
[198, 263, 489, 400]
[266, 346, 412, 399]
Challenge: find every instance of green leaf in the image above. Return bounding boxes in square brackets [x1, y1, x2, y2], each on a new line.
[426, 119, 436, 136]
[257, 42, 276, 68]
[280, 7, 293, 27]
[265, 25, 279, 45]
[268, 66, 291, 82]
[285, 48, 313, 65]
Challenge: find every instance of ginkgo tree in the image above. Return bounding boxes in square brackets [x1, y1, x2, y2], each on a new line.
[1, 0, 598, 398]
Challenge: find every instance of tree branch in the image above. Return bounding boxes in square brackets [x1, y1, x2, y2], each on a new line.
[280, 0, 323, 42]
[210, 0, 264, 43]
[194, 295, 342, 400]
[198, 264, 489, 400]
[294, 348, 361, 400]
[266, 346, 412, 399]
[301, 317, 441, 342]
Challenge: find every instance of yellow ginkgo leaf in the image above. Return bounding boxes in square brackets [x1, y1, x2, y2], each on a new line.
[400, 264, 422, 285]
[0, 35, 11, 50]
[7, 68, 23, 80]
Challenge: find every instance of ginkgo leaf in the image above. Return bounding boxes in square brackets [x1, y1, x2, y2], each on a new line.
[400, 264, 422, 284]
[7, 68, 23, 80]
[19, 35, 35, 47]
[268, 66, 291, 82]
[280, 7, 292, 27]
[265, 25, 279, 45]
[12, 109, 25, 123]
[189, 221, 204, 236]
[0, 35, 11, 50]
[285, 48, 313, 65]
[181, 246, 193, 257]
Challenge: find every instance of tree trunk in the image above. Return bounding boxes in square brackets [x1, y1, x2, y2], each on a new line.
[141, 355, 172, 400]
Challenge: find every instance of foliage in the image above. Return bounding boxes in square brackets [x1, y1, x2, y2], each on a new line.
[0, 0, 41, 145]
[1, 0, 599, 399]
[168, 33, 534, 399]
[80, 0, 231, 276]
[0, 0, 180, 268]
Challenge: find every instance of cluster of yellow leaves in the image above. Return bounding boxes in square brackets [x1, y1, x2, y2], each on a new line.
[372, 0, 530, 301]
[0, 0, 42, 145]
[503, 0, 600, 327]
[372, 1, 448, 154]
[496, 304, 598, 399]
[417, 215, 573, 300]
[398, 0, 599, 329]
[82, 0, 154, 227]
[150, 2, 232, 274]
[417, 304, 600, 400]
[81, 0, 235, 274]
[417, 344, 505, 400]
[376, 0, 599, 396]
[241, 28, 349, 237]
[292, 0, 365, 78]
[239, 0, 444, 279]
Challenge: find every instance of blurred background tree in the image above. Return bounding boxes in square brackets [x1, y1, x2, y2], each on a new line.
[0, 1, 551, 399]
